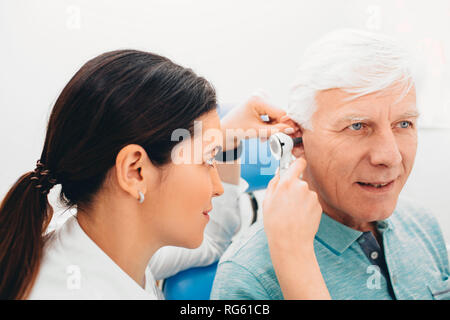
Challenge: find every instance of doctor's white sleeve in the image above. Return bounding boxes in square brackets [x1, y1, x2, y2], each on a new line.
[148, 178, 249, 280]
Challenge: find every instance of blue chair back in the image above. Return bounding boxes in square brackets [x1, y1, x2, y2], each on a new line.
[163, 262, 218, 300]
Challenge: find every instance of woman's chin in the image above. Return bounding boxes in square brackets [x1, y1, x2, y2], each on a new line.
[176, 234, 204, 249]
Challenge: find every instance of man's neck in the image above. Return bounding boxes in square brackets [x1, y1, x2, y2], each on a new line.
[323, 210, 382, 245]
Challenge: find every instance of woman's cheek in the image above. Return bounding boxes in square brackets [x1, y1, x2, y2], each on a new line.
[171, 165, 211, 215]
[143, 165, 202, 247]
[189, 172, 213, 214]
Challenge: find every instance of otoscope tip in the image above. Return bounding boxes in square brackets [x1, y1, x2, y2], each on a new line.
[292, 137, 303, 145]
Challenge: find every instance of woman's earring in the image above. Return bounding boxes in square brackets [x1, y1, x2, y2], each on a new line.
[138, 191, 145, 204]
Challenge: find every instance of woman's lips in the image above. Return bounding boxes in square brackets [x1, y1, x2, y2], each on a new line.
[202, 208, 212, 218]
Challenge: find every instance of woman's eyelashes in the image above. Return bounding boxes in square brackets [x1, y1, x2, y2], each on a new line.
[205, 146, 221, 167]
[205, 157, 216, 167]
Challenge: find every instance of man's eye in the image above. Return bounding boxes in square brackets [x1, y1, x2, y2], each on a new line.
[348, 122, 364, 131]
[397, 121, 412, 129]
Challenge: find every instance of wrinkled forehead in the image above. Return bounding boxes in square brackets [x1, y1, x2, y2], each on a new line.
[314, 85, 417, 123]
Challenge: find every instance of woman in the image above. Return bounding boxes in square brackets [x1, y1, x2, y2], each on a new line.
[0, 50, 329, 299]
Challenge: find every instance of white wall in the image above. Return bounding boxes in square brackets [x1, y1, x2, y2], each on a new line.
[1, 0, 449, 243]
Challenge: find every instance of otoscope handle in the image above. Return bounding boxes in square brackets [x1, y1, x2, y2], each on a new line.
[279, 155, 295, 178]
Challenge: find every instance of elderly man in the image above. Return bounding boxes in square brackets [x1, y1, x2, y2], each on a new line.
[211, 29, 450, 300]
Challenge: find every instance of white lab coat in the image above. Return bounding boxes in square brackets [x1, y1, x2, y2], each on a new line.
[27, 179, 248, 300]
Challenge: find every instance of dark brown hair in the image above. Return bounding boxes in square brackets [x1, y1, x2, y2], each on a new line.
[0, 50, 217, 299]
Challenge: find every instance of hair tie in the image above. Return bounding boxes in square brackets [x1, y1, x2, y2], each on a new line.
[30, 160, 58, 195]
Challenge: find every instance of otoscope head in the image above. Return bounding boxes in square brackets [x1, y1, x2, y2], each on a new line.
[269, 133, 302, 160]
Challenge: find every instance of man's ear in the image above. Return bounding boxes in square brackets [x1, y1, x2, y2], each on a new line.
[280, 117, 304, 158]
[115, 144, 152, 201]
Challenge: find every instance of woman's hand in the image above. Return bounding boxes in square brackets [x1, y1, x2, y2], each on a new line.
[220, 93, 296, 150]
[262, 157, 331, 300]
[263, 157, 322, 251]
[216, 92, 296, 185]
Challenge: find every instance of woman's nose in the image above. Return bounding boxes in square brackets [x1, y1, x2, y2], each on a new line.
[211, 166, 224, 197]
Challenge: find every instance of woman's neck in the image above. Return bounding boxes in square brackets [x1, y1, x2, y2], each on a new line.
[76, 201, 161, 289]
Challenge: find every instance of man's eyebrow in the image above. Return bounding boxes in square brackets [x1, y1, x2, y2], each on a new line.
[333, 109, 420, 126]
[341, 114, 371, 122]
[333, 114, 371, 126]
[396, 110, 420, 118]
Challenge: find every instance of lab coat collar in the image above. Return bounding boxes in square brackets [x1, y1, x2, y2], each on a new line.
[56, 215, 161, 299]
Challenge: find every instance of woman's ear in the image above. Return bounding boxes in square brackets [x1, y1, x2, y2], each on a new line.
[115, 144, 153, 201]
[281, 117, 305, 158]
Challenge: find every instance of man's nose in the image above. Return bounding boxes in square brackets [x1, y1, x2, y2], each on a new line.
[211, 166, 224, 197]
[368, 129, 402, 168]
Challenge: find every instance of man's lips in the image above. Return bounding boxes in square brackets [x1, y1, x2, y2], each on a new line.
[357, 180, 393, 187]
[356, 179, 396, 193]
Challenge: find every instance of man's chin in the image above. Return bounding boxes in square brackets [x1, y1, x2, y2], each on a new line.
[349, 201, 397, 223]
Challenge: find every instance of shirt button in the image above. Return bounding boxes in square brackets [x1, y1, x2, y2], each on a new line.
[370, 251, 379, 260]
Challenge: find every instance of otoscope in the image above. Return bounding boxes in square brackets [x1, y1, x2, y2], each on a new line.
[268, 133, 303, 177]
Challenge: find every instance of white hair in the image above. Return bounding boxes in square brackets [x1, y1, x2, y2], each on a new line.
[287, 29, 414, 130]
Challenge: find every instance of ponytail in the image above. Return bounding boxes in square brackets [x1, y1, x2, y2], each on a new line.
[0, 162, 55, 299]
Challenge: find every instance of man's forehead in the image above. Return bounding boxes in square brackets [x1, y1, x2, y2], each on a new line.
[315, 87, 417, 121]
[339, 108, 418, 119]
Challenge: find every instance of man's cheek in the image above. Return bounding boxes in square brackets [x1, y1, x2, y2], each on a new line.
[399, 144, 417, 176]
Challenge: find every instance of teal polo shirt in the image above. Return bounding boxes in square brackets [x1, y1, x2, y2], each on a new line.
[210, 197, 450, 300]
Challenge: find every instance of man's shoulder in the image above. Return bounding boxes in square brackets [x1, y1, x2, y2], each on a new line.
[212, 222, 282, 300]
[391, 196, 447, 259]
[393, 196, 440, 230]
[220, 222, 271, 270]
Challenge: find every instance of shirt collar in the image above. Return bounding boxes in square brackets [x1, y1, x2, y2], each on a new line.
[315, 213, 396, 255]
[315, 213, 363, 255]
[377, 215, 395, 231]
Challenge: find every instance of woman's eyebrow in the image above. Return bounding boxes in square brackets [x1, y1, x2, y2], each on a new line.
[203, 145, 222, 156]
